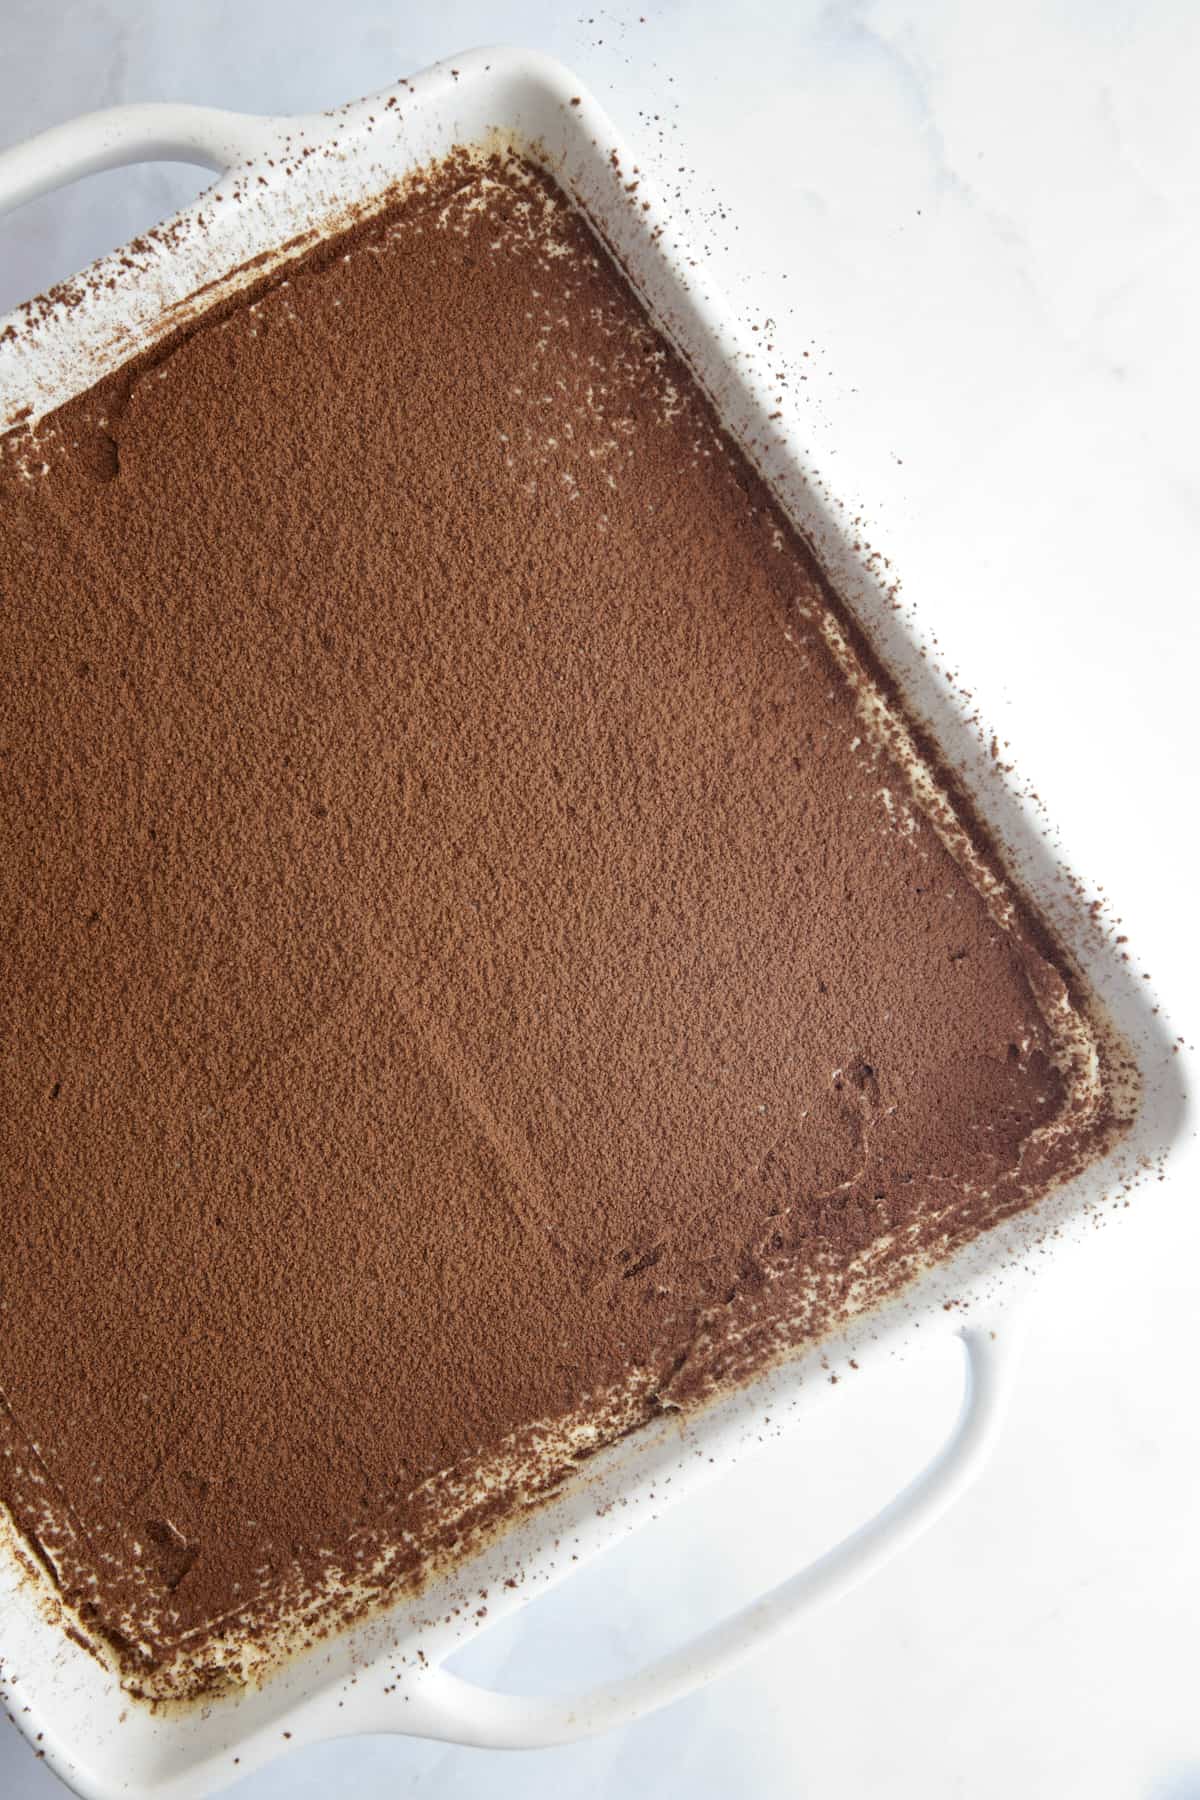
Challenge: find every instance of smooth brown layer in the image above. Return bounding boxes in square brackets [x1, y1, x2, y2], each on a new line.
[0, 151, 1116, 1693]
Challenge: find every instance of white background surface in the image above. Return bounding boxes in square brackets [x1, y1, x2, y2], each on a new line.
[1, 3, 1197, 1796]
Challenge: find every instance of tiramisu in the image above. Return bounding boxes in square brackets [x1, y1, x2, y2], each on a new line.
[0, 149, 1123, 1698]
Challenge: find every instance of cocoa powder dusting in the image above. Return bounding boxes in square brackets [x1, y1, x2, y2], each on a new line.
[0, 151, 1123, 1696]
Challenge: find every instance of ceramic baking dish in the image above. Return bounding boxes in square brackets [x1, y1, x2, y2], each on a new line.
[0, 46, 1186, 1800]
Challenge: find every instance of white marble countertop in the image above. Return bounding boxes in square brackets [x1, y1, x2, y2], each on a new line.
[2, 3, 1197, 1797]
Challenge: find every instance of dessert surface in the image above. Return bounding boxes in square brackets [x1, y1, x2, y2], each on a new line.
[0, 150, 1113, 1696]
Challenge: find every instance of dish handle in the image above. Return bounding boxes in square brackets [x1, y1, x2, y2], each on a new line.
[361, 1317, 1024, 1748]
[0, 103, 285, 216]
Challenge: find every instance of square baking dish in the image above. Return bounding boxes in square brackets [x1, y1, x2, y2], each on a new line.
[0, 46, 1186, 1800]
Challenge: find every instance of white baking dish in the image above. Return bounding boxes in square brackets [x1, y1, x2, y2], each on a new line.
[0, 47, 1186, 1800]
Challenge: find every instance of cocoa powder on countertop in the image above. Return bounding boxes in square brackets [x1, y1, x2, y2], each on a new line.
[0, 150, 1123, 1695]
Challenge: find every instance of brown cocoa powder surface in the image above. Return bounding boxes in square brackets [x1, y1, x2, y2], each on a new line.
[0, 150, 1119, 1694]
